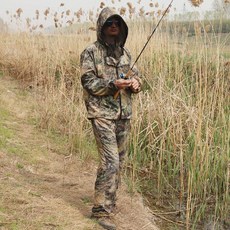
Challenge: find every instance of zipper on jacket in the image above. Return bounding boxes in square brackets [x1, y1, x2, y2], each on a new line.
[115, 64, 122, 119]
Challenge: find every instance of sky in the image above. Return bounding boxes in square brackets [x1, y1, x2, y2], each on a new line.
[0, 0, 214, 29]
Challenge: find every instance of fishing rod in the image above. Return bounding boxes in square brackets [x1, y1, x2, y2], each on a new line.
[114, 0, 174, 99]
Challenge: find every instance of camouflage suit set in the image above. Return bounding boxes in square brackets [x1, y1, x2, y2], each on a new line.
[80, 7, 141, 217]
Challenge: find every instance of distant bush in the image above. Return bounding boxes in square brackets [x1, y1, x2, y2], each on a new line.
[167, 19, 230, 36]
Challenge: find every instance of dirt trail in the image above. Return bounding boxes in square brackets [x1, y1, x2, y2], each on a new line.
[0, 76, 158, 230]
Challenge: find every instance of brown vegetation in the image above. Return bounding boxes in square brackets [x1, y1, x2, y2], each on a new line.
[0, 1, 229, 229]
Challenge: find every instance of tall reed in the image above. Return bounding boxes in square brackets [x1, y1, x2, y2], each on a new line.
[127, 18, 229, 229]
[0, 10, 229, 229]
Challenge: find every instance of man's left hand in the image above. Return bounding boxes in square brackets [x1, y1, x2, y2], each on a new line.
[130, 78, 140, 92]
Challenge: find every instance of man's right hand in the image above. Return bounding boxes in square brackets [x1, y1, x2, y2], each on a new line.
[114, 79, 132, 89]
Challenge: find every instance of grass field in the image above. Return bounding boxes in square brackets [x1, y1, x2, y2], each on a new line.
[0, 9, 229, 229]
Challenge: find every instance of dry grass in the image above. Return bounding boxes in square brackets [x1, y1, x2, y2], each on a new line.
[0, 76, 158, 230]
[0, 1, 229, 229]
[189, 0, 204, 7]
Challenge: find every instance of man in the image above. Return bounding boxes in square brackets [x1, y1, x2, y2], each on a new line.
[80, 7, 141, 230]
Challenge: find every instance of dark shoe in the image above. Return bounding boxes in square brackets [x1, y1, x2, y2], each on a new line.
[91, 206, 116, 230]
[96, 217, 116, 230]
[91, 205, 111, 218]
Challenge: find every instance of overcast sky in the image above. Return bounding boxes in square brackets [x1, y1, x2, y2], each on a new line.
[0, 0, 214, 28]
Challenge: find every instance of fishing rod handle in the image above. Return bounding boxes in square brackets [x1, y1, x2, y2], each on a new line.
[113, 69, 132, 99]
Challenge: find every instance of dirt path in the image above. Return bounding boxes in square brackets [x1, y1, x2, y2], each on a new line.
[0, 76, 158, 230]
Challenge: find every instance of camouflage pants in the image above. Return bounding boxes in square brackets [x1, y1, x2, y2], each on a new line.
[91, 118, 131, 213]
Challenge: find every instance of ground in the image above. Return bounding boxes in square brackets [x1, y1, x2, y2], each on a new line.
[0, 75, 158, 230]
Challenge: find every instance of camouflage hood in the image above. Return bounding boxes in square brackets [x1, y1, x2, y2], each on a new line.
[97, 7, 128, 47]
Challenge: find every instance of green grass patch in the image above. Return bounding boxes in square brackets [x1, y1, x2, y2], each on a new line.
[222, 52, 230, 59]
[10, 222, 19, 230]
[47, 129, 68, 147]
[0, 206, 6, 213]
[71, 133, 98, 161]
[81, 196, 91, 205]
[0, 124, 13, 144]
[0, 104, 35, 161]
[0, 108, 14, 148]
[16, 162, 24, 169]
[0, 106, 11, 121]
[45, 128, 69, 155]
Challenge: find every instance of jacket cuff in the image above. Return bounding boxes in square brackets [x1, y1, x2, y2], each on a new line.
[108, 79, 118, 92]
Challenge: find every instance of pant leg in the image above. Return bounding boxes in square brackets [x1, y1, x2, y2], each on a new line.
[91, 118, 119, 213]
[106, 119, 131, 210]
[115, 119, 131, 189]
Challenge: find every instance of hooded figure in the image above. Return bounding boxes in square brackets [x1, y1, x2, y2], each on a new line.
[80, 7, 141, 229]
[81, 7, 141, 120]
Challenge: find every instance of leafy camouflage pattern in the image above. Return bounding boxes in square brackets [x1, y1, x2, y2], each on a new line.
[80, 7, 141, 120]
[80, 7, 141, 217]
[91, 118, 131, 213]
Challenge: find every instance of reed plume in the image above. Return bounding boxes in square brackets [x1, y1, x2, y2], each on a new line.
[189, 0, 204, 7]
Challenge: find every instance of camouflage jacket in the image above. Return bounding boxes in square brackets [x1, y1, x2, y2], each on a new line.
[80, 7, 141, 120]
